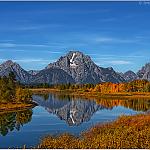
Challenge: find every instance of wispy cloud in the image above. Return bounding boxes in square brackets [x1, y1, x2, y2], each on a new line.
[95, 37, 140, 44]
[14, 58, 49, 63]
[0, 42, 65, 49]
[93, 54, 145, 59]
[16, 24, 62, 31]
[0, 43, 51, 48]
[104, 60, 132, 65]
[0, 43, 16, 48]
[0, 47, 64, 55]
[0, 41, 87, 50]
[0, 49, 26, 52]
[0, 23, 62, 32]
[91, 53, 143, 66]
[99, 18, 116, 22]
[95, 37, 114, 43]
[0, 58, 54, 64]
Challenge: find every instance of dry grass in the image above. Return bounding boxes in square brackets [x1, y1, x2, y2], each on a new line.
[38, 114, 150, 149]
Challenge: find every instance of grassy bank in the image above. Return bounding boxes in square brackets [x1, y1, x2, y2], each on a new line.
[38, 113, 150, 149]
[31, 88, 150, 99]
[0, 102, 37, 113]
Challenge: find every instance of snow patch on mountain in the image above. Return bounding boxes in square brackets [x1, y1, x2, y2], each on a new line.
[70, 53, 78, 68]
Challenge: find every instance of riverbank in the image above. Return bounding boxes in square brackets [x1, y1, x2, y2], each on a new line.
[0, 102, 37, 113]
[31, 88, 150, 99]
[38, 113, 150, 149]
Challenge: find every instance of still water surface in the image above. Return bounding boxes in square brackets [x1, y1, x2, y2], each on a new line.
[0, 93, 149, 148]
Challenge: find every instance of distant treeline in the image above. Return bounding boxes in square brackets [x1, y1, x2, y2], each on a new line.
[0, 72, 32, 103]
[26, 79, 150, 93]
[27, 82, 96, 91]
[93, 80, 150, 93]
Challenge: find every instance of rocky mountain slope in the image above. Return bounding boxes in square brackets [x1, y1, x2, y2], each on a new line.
[28, 70, 39, 75]
[1, 51, 150, 84]
[30, 68, 75, 84]
[0, 60, 32, 84]
[122, 70, 138, 82]
[46, 51, 125, 83]
[137, 63, 150, 81]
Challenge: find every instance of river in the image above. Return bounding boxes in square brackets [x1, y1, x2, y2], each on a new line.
[0, 93, 149, 148]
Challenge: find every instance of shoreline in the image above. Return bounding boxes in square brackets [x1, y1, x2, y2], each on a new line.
[0, 102, 37, 113]
[30, 88, 150, 99]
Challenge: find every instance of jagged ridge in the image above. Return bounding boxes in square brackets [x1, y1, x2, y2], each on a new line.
[1, 51, 150, 84]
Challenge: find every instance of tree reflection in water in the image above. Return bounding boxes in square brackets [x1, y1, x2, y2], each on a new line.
[0, 109, 32, 136]
[95, 98, 150, 112]
[36, 93, 150, 112]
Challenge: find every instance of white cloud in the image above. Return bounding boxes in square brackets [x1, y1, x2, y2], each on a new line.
[105, 60, 132, 65]
[0, 23, 62, 32]
[0, 58, 54, 64]
[20, 44, 50, 48]
[93, 54, 145, 59]
[95, 37, 113, 42]
[0, 49, 27, 52]
[99, 18, 116, 22]
[0, 41, 87, 50]
[0, 48, 64, 54]
[95, 37, 140, 44]
[44, 51, 63, 54]
[16, 24, 62, 31]
[13, 58, 52, 63]
[0, 42, 62, 48]
[0, 43, 16, 48]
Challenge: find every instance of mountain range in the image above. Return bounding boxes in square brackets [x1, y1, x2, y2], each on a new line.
[0, 51, 150, 84]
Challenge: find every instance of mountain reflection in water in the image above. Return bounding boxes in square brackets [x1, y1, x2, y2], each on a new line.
[33, 94, 150, 126]
[1, 93, 150, 148]
[33, 94, 105, 126]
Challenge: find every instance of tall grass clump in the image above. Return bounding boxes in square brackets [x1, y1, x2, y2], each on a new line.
[38, 114, 150, 149]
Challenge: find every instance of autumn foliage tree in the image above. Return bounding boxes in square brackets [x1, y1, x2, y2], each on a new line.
[93, 80, 150, 93]
[15, 88, 32, 103]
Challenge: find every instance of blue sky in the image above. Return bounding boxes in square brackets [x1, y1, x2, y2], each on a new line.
[0, 1, 150, 72]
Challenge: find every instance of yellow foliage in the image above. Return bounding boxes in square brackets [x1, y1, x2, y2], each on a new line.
[15, 88, 32, 103]
[38, 114, 150, 149]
